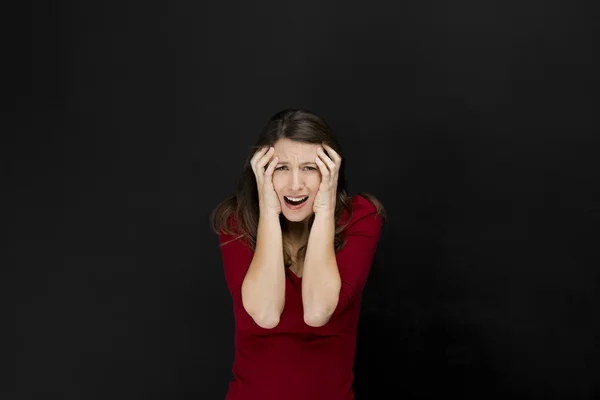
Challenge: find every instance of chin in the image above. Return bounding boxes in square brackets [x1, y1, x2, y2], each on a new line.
[281, 209, 313, 222]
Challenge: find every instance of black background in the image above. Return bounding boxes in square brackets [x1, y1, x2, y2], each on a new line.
[8, 1, 599, 399]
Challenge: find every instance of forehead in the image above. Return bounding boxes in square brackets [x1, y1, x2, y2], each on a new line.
[273, 138, 319, 158]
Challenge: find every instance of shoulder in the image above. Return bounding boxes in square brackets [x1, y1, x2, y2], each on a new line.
[218, 214, 247, 247]
[340, 194, 383, 231]
[350, 194, 377, 215]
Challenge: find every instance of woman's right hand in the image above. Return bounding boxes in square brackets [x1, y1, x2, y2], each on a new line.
[251, 146, 281, 215]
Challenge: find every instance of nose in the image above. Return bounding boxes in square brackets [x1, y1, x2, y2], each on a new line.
[290, 169, 304, 191]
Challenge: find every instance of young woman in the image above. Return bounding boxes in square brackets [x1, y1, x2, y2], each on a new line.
[210, 109, 386, 400]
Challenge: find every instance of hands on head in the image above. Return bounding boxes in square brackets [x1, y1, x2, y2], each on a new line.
[312, 144, 342, 215]
[251, 146, 281, 215]
[250, 142, 342, 217]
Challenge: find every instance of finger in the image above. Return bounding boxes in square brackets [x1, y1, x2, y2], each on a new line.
[317, 147, 336, 172]
[322, 143, 341, 164]
[251, 146, 269, 165]
[256, 147, 275, 172]
[251, 146, 270, 173]
[315, 155, 330, 180]
[252, 148, 271, 186]
[264, 156, 279, 178]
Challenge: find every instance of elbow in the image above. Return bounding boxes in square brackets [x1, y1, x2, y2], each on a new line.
[243, 302, 281, 329]
[253, 314, 280, 329]
[303, 298, 339, 327]
[303, 310, 333, 327]
[241, 284, 283, 329]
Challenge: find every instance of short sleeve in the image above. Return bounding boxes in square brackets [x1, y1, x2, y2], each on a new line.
[218, 217, 253, 304]
[331, 196, 383, 317]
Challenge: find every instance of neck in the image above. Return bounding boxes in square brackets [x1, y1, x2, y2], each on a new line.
[282, 215, 312, 243]
[285, 221, 307, 241]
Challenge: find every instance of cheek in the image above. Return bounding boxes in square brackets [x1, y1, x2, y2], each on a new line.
[309, 175, 322, 191]
[271, 175, 284, 194]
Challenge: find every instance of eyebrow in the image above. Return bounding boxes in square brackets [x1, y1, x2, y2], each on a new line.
[276, 161, 316, 166]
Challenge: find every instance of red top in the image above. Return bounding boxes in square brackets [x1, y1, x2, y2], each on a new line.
[218, 195, 382, 400]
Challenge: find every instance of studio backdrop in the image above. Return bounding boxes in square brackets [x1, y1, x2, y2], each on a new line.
[9, 1, 598, 399]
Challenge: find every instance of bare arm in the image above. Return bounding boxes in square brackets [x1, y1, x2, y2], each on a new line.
[241, 212, 286, 329]
[241, 146, 286, 329]
[301, 211, 341, 327]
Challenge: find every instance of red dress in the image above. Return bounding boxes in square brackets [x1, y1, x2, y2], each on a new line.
[218, 195, 383, 400]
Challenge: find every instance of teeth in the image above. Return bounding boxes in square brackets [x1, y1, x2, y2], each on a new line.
[285, 196, 308, 201]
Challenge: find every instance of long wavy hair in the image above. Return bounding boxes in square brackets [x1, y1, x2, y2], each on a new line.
[209, 109, 385, 268]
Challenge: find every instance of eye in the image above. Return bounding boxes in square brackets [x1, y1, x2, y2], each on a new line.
[304, 166, 317, 171]
[275, 166, 287, 171]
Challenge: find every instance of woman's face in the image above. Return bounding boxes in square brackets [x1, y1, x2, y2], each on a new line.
[271, 138, 322, 222]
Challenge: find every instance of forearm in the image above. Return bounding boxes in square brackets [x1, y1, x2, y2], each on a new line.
[241, 212, 285, 328]
[302, 211, 341, 327]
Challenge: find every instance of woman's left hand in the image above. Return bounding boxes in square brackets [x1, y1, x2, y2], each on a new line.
[313, 143, 342, 215]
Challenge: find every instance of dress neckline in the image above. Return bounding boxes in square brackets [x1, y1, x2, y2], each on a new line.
[287, 268, 302, 279]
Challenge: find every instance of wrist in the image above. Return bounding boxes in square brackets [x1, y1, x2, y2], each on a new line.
[259, 209, 281, 219]
[313, 210, 335, 220]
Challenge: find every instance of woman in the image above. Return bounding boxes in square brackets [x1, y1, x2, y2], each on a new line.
[210, 109, 385, 400]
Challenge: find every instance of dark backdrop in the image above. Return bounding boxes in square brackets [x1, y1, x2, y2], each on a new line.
[8, 1, 598, 399]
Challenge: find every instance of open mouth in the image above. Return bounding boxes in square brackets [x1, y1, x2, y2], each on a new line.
[284, 196, 309, 206]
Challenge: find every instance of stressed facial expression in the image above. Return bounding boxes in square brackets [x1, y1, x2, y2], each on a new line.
[272, 138, 322, 222]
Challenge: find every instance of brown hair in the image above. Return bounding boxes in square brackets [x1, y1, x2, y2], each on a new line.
[209, 109, 385, 267]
